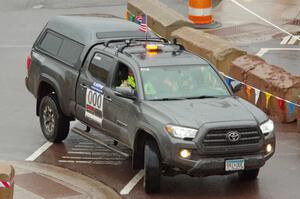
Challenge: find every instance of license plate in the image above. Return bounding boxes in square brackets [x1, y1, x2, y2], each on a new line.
[225, 159, 245, 171]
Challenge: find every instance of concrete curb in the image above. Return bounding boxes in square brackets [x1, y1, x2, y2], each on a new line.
[0, 161, 121, 199]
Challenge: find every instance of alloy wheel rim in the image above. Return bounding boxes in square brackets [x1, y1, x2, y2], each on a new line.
[43, 106, 55, 134]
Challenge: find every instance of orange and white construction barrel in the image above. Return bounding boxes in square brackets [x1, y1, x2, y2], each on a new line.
[188, 0, 221, 29]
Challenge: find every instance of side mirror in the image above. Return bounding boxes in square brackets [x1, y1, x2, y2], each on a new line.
[115, 87, 136, 99]
[231, 82, 243, 93]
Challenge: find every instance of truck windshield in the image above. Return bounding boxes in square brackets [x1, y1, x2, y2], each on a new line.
[140, 64, 230, 100]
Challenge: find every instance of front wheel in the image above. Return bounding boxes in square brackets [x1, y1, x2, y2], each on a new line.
[39, 95, 70, 143]
[144, 139, 161, 193]
[238, 169, 260, 180]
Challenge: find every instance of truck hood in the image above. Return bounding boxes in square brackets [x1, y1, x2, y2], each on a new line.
[144, 97, 259, 128]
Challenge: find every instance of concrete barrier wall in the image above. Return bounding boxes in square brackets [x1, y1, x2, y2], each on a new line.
[298, 96, 300, 132]
[171, 27, 246, 75]
[127, 0, 191, 39]
[230, 55, 300, 123]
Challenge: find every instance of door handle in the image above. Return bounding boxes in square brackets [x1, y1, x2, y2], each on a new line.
[104, 96, 112, 102]
[80, 83, 88, 89]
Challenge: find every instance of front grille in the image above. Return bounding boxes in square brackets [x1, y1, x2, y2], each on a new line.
[201, 127, 262, 155]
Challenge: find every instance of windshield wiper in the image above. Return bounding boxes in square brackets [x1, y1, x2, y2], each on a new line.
[149, 97, 186, 101]
[185, 95, 217, 100]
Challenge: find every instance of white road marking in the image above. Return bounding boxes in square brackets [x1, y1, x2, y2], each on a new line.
[32, 4, 44, 9]
[71, 148, 110, 152]
[280, 35, 292, 45]
[280, 35, 300, 45]
[256, 47, 300, 57]
[120, 170, 144, 195]
[68, 151, 122, 156]
[74, 145, 102, 148]
[25, 142, 53, 161]
[287, 36, 300, 45]
[256, 48, 269, 57]
[230, 0, 300, 43]
[59, 160, 123, 165]
[61, 156, 125, 160]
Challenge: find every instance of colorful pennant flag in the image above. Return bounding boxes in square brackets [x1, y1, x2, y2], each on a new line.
[265, 92, 272, 109]
[278, 99, 284, 111]
[219, 73, 300, 112]
[245, 85, 252, 99]
[289, 103, 295, 114]
[254, 88, 260, 105]
[226, 77, 232, 87]
[129, 15, 135, 22]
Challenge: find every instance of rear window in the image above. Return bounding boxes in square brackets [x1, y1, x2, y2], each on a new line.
[58, 39, 83, 65]
[39, 31, 84, 66]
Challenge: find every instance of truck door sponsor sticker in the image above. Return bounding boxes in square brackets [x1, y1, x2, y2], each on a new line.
[85, 88, 104, 125]
[91, 82, 103, 93]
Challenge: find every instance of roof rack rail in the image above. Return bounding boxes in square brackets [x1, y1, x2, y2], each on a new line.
[117, 40, 185, 54]
[104, 37, 168, 48]
[103, 37, 185, 56]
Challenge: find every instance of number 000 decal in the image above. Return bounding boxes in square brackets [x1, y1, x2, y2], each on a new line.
[85, 88, 104, 125]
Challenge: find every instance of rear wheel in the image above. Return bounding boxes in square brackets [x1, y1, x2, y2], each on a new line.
[144, 139, 161, 193]
[238, 169, 260, 180]
[39, 94, 70, 143]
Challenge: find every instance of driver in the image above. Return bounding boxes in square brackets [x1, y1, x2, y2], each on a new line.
[120, 68, 136, 89]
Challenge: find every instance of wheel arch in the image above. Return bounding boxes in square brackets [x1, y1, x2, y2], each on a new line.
[36, 76, 62, 116]
[132, 129, 162, 170]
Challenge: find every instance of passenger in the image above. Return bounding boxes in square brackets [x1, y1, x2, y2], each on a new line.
[163, 75, 178, 92]
[144, 80, 157, 96]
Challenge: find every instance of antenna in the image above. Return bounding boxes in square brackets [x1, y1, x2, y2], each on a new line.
[146, 15, 148, 41]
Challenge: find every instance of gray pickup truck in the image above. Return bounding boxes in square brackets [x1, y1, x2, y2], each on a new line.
[26, 15, 276, 193]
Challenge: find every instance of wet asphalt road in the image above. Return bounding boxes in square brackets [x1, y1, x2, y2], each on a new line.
[0, 0, 300, 198]
[35, 122, 300, 199]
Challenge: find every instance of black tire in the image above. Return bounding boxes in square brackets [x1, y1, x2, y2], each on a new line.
[144, 139, 161, 193]
[39, 94, 70, 143]
[238, 169, 260, 180]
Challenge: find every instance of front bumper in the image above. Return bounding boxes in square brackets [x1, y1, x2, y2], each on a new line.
[161, 127, 276, 177]
[187, 154, 266, 177]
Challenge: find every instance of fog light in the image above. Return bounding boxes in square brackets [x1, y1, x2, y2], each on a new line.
[179, 149, 191, 159]
[266, 144, 272, 153]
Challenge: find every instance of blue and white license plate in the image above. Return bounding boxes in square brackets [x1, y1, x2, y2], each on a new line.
[225, 159, 245, 171]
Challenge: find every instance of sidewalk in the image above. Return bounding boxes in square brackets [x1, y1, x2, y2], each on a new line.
[0, 161, 121, 199]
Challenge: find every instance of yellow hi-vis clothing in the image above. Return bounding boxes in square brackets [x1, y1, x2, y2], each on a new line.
[128, 75, 135, 89]
[120, 75, 135, 89]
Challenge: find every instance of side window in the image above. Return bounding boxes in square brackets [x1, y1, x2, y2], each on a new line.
[40, 32, 63, 55]
[112, 62, 136, 90]
[39, 31, 84, 66]
[88, 53, 113, 85]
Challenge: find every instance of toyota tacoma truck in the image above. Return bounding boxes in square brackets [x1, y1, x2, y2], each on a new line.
[26, 15, 276, 193]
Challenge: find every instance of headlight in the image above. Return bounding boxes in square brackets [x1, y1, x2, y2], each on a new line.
[260, 119, 274, 135]
[165, 125, 198, 139]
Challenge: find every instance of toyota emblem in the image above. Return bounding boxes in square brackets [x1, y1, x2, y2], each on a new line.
[227, 131, 240, 142]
